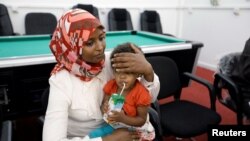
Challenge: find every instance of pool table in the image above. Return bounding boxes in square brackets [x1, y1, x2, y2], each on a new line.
[0, 31, 203, 119]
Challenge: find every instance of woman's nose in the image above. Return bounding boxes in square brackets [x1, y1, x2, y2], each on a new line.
[95, 41, 105, 51]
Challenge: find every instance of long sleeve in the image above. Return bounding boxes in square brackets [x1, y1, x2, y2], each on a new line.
[43, 70, 71, 141]
[43, 70, 104, 141]
[138, 73, 160, 102]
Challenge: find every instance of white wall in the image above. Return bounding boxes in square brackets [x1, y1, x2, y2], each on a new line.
[2, 0, 180, 35]
[180, 0, 250, 70]
[1, 0, 250, 71]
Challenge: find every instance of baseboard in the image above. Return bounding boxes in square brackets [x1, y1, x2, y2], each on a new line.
[197, 61, 217, 72]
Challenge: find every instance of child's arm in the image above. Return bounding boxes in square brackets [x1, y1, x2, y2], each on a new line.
[109, 105, 149, 127]
[101, 94, 110, 114]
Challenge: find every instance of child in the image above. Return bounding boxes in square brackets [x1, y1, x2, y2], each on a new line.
[89, 42, 155, 141]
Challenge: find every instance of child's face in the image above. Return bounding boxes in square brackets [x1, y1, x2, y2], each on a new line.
[114, 71, 138, 92]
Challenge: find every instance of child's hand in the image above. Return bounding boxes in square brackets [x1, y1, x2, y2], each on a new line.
[108, 110, 126, 123]
[101, 100, 109, 114]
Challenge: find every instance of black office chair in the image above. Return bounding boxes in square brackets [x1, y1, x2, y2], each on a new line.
[147, 56, 221, 140]
[37, 87, 50, 125]
[0, 86, 13, 141]
[213, 73, 244, 125]
[140, 10, 175, 37]
[72, 4, 99, 19]
[25, 12, 57, 35]
[140, 10, 163, 34]
[0, 120, 12, 141]
[148, 107, 163, 141]
[0, 3, 18, 36]
[108, 8, 133, 31]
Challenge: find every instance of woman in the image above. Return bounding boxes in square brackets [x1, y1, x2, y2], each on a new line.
[43, 9, 160, 141]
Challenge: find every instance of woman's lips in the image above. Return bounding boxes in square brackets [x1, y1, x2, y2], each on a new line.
[95, 54, 105, 60]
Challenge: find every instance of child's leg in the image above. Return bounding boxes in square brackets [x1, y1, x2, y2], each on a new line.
[89, 123, 114, 138]
[139, 131, 155, 141]
[136, 117, 155, 141]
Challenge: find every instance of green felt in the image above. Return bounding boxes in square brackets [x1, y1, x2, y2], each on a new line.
[0, 31, 185, 59]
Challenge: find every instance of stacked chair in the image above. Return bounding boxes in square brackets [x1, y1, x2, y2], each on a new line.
[108, 8, 133, 31]
[140, 10, 163, 34]
[24, 12, 57, 35]
[72, 4, 99, 19]
[140, 10, 175, 37]
[0, 3, 19, 36]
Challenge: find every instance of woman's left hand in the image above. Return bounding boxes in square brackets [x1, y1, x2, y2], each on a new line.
[102, 128, 140, 141]
[111, 44, 154, 82]
[101, 100, 109, 114]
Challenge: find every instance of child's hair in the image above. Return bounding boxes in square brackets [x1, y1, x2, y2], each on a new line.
[110, 42, 140, 66]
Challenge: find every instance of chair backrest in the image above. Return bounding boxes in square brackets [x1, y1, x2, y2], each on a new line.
[108, 8, 133, 31]
[25, 12, 57, 35]
[140, 10, 163, 34]
[146, 56, 182, 99]
[0, 4, 15, 36]
[72, 4, 99, 19]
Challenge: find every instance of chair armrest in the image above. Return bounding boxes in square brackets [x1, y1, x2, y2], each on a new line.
[151, 101, 160, 117]
[183, 72, 216, 110]
[1, 120, 12, 141]
[148, 107, 163, 141]
[213, 73, 241, 111]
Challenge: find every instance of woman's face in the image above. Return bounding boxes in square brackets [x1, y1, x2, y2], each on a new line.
[81, 27, 106, 64]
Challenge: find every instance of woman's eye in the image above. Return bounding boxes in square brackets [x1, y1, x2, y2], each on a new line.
[99, 36, 105, 41]
[85, 41, 94, 47]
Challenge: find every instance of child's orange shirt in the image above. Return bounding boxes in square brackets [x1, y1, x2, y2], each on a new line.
[103, 79, 151, 117]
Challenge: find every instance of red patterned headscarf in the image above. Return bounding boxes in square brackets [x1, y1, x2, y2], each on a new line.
[50, 9, 105, 81]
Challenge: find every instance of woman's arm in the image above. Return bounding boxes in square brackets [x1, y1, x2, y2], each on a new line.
[102, 128, 137, 141]
[43, 73, 72, 141]
[44, 73, 104, 141]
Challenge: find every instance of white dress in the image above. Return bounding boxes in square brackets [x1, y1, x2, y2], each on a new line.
[42, 54, 160, 141]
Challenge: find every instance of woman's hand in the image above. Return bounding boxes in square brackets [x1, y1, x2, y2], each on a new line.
[101, 100, 109, 114]
[111, 44, 154, 82]
[102, 128, 140, 141]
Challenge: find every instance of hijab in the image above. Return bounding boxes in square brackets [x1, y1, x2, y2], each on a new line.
[49, 9, 105, 81]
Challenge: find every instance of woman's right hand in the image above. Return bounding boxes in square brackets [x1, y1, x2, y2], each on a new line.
[102, 128, 139, 141]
